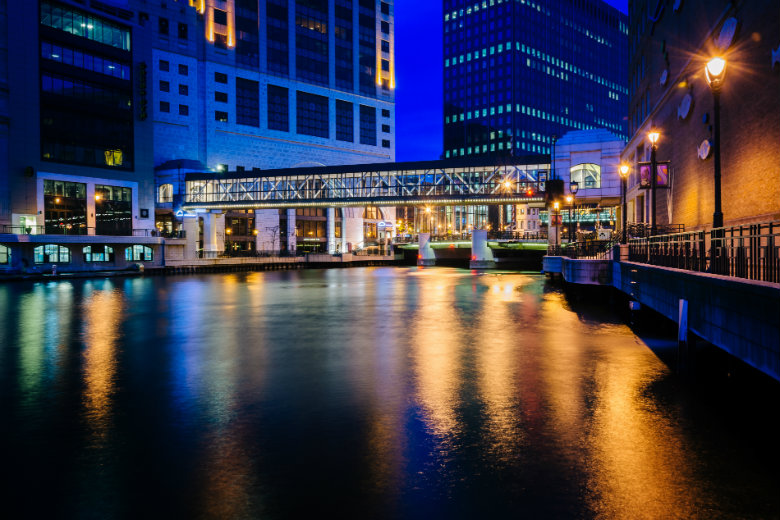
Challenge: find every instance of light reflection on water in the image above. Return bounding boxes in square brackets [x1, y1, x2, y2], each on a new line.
[0, 268, 778, 519]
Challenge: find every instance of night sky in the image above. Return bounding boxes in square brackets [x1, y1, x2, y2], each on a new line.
[394, 0, 629, 161]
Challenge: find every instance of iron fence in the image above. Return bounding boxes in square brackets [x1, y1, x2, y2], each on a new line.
[628, 221, 780, 283]
[548, 240, 614, 259]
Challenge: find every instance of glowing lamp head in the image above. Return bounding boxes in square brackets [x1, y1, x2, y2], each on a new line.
[225, 228, 232, 235]
[619, 164, 630, 178]
[503, 180, 512, 189]
[553, 201, 560, 211]
[425, 207, 431, 213]
[648, 130, 660, 146]
[705, 57, 726, 89]
[526, 188, 534, 197]
[566, 195, 573, 204]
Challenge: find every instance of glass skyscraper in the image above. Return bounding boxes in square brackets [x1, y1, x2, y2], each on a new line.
[442, 0, 628, 158]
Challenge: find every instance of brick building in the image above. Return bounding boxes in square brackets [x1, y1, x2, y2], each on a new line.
[622, 0, 780, 231]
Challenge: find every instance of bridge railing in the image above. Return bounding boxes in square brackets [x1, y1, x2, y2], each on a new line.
[548, 240, 615, 259]
[628, 221, 780, 283]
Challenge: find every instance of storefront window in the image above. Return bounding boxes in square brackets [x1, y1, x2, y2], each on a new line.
[34, 244, 71, 264]
[95, 185, 132, 236]
[44, 180, 87, 234]
[125, 245, 153, 261]
[83, 245, 114, 262]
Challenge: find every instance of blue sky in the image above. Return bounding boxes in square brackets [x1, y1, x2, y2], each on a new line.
[394, 0, 629, 161]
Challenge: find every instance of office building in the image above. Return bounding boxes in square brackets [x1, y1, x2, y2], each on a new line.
[621, 0, 779, 230]
[442, 0, 628, 158]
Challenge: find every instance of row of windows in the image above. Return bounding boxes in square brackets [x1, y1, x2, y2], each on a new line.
[41, 42, 130, 80]
[40, 1, 131, 51]
[32, 244, 153, 264]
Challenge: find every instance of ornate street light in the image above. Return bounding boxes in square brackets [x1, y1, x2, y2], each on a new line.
[648, 129, 660, 235]
[705, 56, 726, 229]
[569, 181, 579, 239]
[566, 195, 574, 243]
[619, 164, 629, 243]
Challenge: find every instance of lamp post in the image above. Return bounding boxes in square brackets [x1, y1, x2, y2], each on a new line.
[565, 195, 573, 243]
[705, 56, 726, 229]
[569, 181, 579, 241]
[553, 201, 560, 247]
[647, 129, 660, 235]
[619, 164, 629, 243]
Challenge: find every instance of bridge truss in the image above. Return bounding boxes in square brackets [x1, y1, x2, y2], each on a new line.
[183, 160, 551, 210]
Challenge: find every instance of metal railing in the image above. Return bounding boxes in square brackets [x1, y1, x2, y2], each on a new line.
[548, 240, 615, 259]
[628, 221, 780, 283]
[487, 231, 548, 241]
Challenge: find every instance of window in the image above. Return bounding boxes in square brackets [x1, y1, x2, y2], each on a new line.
[267, 85, 289, 131]
[569, 163, 601, 189]
[381, 109, 390, 118]
[160, 101, 170, 113]
[159, 59, 169, 71]
[382, 124, 390, 133]
[363, 207, 382, 219]
[179, 104, 189, 116]
[381, 59, 390, 71]
[178, 64, 188, 76]
[381, 40, 390, 53]
[83, 245, 114, 262]
[336, 100, 353, 142]
[179, 84, 188, 96]
[125, 245, 153, 262]
[296, 91, 328, 138]
[0, 245, 10, 265]
[215, 91, 228, 103]
[381, 2, 390, 15]
[160, 80, 170, 92]
[158, 17, 169, 35]
[34, 244, 71, 264]
[215, 111, 228, 122]
[381, 21, 390, 34]
[382, 139, 390, 148]
[236, 78, 259, 127]
[95, 185, 132, 236]
[215, 72, 228, 83]
[158, 183, 173, 203]
[39, 1, 131, 51]
[178, 22, 188, 40]
[214, 8, 228, 25]
[359, 105, 376, 146]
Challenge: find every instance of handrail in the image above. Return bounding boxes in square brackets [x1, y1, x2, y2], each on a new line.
[628, 221, 780, 283]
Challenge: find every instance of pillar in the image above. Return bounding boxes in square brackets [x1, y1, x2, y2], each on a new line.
[86, 184, 96, 235]
[326, 207, 336, 254]
[202, 211, 219, 258]
[417, 232, 435, 266]
[286, 208, 297, 254]
[255, 209, 280, 253]
[470, 229, 496, 269]
[182, 215, 199, 260]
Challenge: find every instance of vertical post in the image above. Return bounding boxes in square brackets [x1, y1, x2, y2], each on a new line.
[650, 143, 657, 236]
[326, 207, 336, 254]
[286, 208, 296, 254]
[621, 175, 627, 243]
[677, 299, 689, 375]
[712, 88, 723, 229]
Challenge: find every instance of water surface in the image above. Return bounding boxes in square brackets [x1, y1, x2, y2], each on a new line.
[0, 268, 778, 519]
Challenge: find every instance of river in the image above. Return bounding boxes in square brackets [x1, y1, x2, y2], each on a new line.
[0, 267, 778, 519]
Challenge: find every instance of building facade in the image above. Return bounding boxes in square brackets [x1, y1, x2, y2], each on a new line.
[1, 0, 397, 269]
[622, 0, 780, 231]
[442, 0, 628, 159]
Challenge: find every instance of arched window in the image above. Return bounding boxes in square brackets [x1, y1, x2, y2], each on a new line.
[158, 183, 173, 203]
[83, 245, 114, 262]
[570, 163, 601, 189]
[0, 245, 10, 265]
[363, 207, 383, 220]
[34, 244, 71, 264]
[125, 245, 153, 262]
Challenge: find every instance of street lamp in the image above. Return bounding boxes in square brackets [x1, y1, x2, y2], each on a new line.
[705, 56, 726, 229]
[619, 164, 629, 243]
[553, 201, 560, 246]
[566, 195, 574, 243]
[569, 181, 579, 239]
[648, 129, 660, 235]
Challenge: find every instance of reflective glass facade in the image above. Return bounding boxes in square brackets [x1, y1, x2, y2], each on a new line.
[443, 0, 628, 158]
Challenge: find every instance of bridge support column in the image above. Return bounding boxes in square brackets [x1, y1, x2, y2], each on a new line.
[417, 232, 436, 266]
[286, 208, 297, 254]
[202, 211, 223, 259]
[327, 207, 337, 254]
[470, 229, 496, 269]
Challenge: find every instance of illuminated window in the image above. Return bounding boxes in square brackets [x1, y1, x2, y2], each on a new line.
[158, 184, 173, 203]
[83, 245, 114, 262]
[34, 244, 71, 264]
[569, 163, 601, 189]
[363, 207, 382, 220]
[0, 245, 9, 265]
[125, 245, 153, 262]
